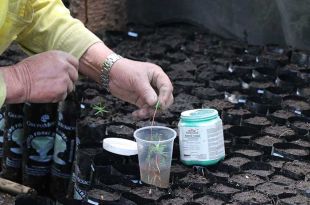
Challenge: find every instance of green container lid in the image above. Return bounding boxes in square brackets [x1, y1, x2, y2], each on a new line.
[180, 109, 218, 121]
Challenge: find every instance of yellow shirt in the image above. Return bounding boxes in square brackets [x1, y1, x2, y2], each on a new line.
[0, 0, 101, 107]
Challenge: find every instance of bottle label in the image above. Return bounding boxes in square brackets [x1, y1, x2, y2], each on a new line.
[74, 185, 87, 200]
[179, 120, 225, 161]
[0, 111, 5, 157]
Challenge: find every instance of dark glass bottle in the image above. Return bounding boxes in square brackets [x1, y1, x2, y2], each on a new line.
[23, 103, 58, 195]
[50, 93, 80, 199]
[0, 106, 6, 171]
[2, 104, 24, 183]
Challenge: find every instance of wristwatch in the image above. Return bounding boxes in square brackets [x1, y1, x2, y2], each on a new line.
[101, 53, 123, 92]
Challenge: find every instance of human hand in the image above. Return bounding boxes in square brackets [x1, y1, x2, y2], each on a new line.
[1, 50, 78, 103]
[109, 58, 174, 119]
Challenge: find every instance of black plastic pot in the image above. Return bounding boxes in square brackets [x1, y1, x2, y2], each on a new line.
[227, 62, 254, 77]
[290, 50, 310, 67]
[242, 115, 272, 130]
[282, 95, 310, 114]
[240, 161, 275, 178]
[267, 110, 296, 125]
[193, 193, 225, 205]
[191, 87, 224, 100]
[209, 76, 241, 92]
[231, 190, 272, 205]
[178, 171, 211, 192]
[228, 173, 265, 190]
[296, 86, 310, 99]
[218, 155, 251, 173]
[222, 108, 252, 126]
[288, 116, 310, 136]
[223, 90, 248, 105]
[232, 146, 264, 161]
[251, 134, 284, 155]
[257, 54, 289, 68]
[282, 160, 309, 180]
[276, 70, 305, 89]
[74, 143, 103, 200]
[246, 96, 279, 115]
[262, 125, 296, 140]
[264, 86, 292, 104]
[252, 66, 277, 81]
[76, 117, 110, 145]
[272, 142, 309, 161]
[241, 78, 275, 96]
[208, 183, 241, 201]
[226, 126, 260, 145]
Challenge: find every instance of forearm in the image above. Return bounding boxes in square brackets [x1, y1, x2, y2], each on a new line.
[79, 42, 114, 83]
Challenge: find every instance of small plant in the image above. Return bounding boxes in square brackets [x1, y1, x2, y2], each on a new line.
[145, 134, 169, 187]
[91, 102, 109, 116]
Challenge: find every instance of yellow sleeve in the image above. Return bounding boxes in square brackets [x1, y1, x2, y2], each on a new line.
[0, 72, 6, 108]
[16, 0, 102, 59]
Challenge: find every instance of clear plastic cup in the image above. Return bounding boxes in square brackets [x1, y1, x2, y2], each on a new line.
[134, 126, 176, 188]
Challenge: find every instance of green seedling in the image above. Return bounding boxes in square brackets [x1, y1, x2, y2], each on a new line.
[91, 102, 109, 116]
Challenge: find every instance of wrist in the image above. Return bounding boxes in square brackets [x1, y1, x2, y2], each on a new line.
[1, 65, 26, 104]
[101, 53, 123, 92]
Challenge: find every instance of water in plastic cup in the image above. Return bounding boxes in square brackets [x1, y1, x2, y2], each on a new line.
[134, 126, 176, 188]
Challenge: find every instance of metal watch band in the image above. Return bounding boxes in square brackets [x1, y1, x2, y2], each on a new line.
[101, 53, 123, 92]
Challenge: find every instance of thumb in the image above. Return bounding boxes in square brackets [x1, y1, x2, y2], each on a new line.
[136, 81, 158, 108]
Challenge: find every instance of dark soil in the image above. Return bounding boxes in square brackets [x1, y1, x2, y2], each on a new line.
[279, 194, 310, 205]
[130, 186, 165, 200]
[232, 191, 271, 204]
[179, 172, 210, 184]
[209, 183, 240, 195]
[255, 182, 296, 196]
[270, 175, 296, 186]
[191, 87, 224, 100]
[294, 180, 310, 195]
[159, 197, 188, 205]
[222, 157, 251, 169]
[291, 139, 310, 148]
[229, 173, 264, 188]
[234, 149, 263, 157]
[271, 110, 295, 119]
[243, 116, 271, 126]
[174, 187, 194, 201]
[276, 147, 309, 157]
[292, 121, 310, 130]
[213, 79, 240, 87]
[282, 99, 310, 110]
[248, 81, 274, 89]
[243, 168, 274, 178]
[263, 125, 295, 137]
[88, 189, 121, 201]
[202, 99, 234, 111]
[226, 108, 251, 116]
[106, 124, 135, 139]
[194, 194, 224, 205]
[253, 135, 283, 147]
[266, 158, 288, 170]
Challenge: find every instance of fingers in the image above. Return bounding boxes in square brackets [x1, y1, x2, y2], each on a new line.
[67, 78, 74, 93]
[150, 66, 174, 110]
[67, 64, 79, 83]
[132, 107, 154, 120]
[64, 52, 79, 69]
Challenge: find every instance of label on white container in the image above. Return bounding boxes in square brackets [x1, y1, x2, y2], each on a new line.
[179, 121, 225, 161]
